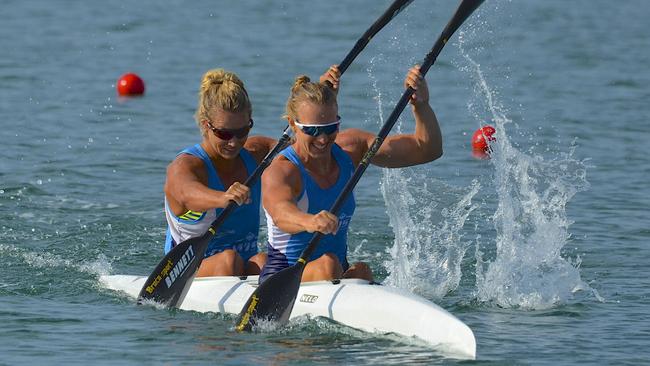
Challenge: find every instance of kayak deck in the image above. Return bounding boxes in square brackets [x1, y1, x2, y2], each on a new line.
[100, 275, 476, 359]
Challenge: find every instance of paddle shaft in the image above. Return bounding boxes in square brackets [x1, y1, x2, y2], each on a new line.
[299, 0, 485, 263]
[206, 126, 291, 235]
[337, 0, 413, 75]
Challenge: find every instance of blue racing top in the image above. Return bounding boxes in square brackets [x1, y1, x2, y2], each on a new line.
[164, 144, 261, 261]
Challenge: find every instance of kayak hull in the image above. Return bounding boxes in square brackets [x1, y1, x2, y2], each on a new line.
[100, 275, 476, 359]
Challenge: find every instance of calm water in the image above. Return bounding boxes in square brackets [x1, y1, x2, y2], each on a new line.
[2, 0, 649, 364]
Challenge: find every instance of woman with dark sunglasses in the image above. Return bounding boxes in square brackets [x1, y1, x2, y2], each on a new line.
[260, 65, 443, 283]
[163, 69, 276, 277]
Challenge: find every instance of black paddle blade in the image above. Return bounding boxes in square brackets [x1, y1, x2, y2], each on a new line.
[137, 231, 210, 307]
[235, 263, 304, 332]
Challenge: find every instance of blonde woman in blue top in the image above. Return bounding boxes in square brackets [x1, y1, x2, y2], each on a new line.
[164, 69, 275, 277]
[261, 65, 443, 283]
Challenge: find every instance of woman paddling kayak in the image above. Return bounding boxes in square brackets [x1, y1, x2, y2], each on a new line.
[260, 65, 442, 283]
[164, 69, 276, 277]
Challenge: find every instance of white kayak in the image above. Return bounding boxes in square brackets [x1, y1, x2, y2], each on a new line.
[100, 274, 476, 359]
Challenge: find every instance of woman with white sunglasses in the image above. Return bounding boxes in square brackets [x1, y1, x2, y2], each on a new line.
[260, 65, 443, 283]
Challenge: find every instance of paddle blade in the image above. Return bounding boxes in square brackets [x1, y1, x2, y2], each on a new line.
[235, 263, 304, 332]
[137, 231, 210, 307]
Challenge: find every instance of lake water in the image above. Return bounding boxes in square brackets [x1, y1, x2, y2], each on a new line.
[1, 0, 649, 364]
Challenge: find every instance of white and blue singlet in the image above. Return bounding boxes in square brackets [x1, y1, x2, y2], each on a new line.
[260, 143, 356, 282]
[164, 144, 261, 261]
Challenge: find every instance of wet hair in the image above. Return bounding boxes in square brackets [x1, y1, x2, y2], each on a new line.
[284, 75, 337, 121]
[195, 69, 252, 136]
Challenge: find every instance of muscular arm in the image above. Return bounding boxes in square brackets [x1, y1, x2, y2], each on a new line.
[336, 67, 443, 168]
[376, 100, 442, 167]
[164, 155, 247, 216]
[262, 158, 338, 235]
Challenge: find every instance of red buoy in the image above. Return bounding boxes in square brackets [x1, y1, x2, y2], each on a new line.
[471, 125, 496, 159]
[116, 73, 145, 96]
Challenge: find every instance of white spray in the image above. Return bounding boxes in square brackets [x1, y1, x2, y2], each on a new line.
[458, 29, 598, 309]
[367, 55, 479, 300]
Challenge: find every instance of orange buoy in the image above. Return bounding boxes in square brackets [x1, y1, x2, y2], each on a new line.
[116, 73, 145, 96]
[471, 125, 496, 159]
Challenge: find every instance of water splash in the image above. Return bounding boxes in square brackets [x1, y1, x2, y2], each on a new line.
[249, 317, 283, 333]
[457, 30, 597, 309]
[137, 297, 171, 311]
[381, 174, 480, 299]
[366, 57, 478, 299]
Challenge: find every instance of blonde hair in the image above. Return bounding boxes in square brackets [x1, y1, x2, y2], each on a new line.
[285, 75, 337, 120]
[195, 69, 252, 136]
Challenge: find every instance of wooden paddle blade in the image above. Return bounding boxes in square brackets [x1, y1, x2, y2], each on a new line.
[235, 263, 304, 332]
[137, 231, 210, 306]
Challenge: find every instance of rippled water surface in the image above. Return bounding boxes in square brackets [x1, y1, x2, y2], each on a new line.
[2, 0, 649, 364]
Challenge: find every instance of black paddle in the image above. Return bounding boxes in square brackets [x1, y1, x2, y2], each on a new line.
[138, 0, 414, 308]
[137, 126, 292, 306]
[236, 0, 485, 332]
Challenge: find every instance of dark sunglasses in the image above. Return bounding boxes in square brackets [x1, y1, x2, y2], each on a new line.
[294, 116, 341, 137]
[206, 119, 253, 140]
